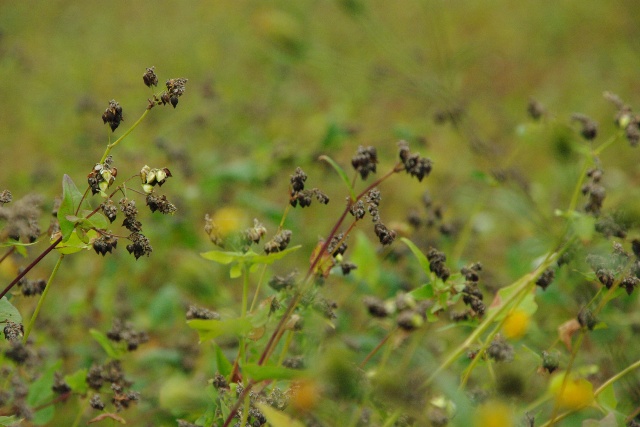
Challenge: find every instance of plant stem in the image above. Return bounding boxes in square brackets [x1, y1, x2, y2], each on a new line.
[360, 328, 395, 368]
[426, 251, 559, 386]
[0, 236, 62, 300]
[23, 254, 64, 343]
[99, 109, 150, 163]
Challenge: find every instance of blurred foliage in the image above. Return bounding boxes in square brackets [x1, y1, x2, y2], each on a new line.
[1, 1, 640, 426]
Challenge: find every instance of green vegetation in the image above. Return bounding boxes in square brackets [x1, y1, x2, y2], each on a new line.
[1, 2, 640, 426]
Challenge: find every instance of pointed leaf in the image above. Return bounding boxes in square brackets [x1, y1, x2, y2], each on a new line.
[65, 369, 88, 395]
[401, 237, 431, 275]
[0, 296, 22, 325]
[55, 229, 96, 255]
[58, 175, 85, 241]
[89, 328, 124, 359]
[318, 155, 356, 201]
[351, 232, 380, 285]
[27, 361, 60, 425]
[187, 317, 253, 342]
[214, 345, 233, 377]
[243, 364, 303, 382]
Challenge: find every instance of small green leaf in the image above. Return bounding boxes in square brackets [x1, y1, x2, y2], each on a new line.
[89, 329, 123, 359]
[58, 175, 85, 241]
[0, 416, 20, 426]
[230, 263, 242, 279]
[55, 229, 95, 255]
[27, 361, 60, 425]
[243, 364, 303, 382]
[64, 369, 88, 395]
[351, 232, 380, 286]
[596, 383, 617, 411]
[187, 318, 253, 342]
[400, 237, 431, 275]
[256, 403, 306, 427]
[0, 296, 22, 325]
[201, 246, 302, 278]
[487, 283, 538, 321]
[318, 155, 356, 201]
[200, 250, 241, 264]
[214, 345, 233, 377]
[409, 283, 436, 301]
[570, 212, 596, 243]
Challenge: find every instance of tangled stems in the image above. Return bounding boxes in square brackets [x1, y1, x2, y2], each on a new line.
[220, 162, 404, 427]
[425, 248, 565, 387]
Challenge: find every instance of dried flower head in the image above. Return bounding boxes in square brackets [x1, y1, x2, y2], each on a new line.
[142, 66, 158, 88]
[102, 100, 124, 131]
[126, 232, 152, 259]
[398, 140, 433, 181]
[264, 229, 293, 254]
[351, 145, 378, 180]
[571, 113, 598, 140]
[146, 194, 177, 215]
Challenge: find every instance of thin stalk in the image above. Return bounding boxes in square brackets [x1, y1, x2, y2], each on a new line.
[538, 357, 640, 427]
[426, 252, 559, 386]
[23, 254, 64, 343]
[1, 236, 62, 300]
[99, 109, 151, 163]
[360, 328, 395, 368]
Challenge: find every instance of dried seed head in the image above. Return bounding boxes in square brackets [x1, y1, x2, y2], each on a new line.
[142, 66, 158, 87]
[571, 113, 598, 140]
[398, 140, 433, 181]
[351, 145, 378, 180]
[146, 194, 177, 215]
[0, 190, 12, 205]
[264, 229, 293, 254]
[126, 232, 152, 259]
[535, 268, 555, 290]
[186, 305, 221, 320]
[102, 99, 124, 131]
[527, 98, 545, 121]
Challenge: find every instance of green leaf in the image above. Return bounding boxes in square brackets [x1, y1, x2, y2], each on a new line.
[27, 361, 60, 425]
[0, 239, 39, 249]
[187, 317, 253, 342]
[400, 237, 431, 275]
[243, 364, 303, 382]
[58, 175, 85, 242]
[200, 250, 237, 264]
[570, 212, 596, 243]
[55, 229, 96, 255]
[596, 383, 617, 411]
[214, 345, 233, 377]
[0, 296, 22, 325]
[64, 369, 88, 395]
[89, 329, 124, 359]
[230, 263, 242, 279]
[0, 416, 20, 426]
[80, 210, 109, 231]
[486, 281, 538, 320]
[256, 403, 306, 427]
[201, 246, 302, 278]
[318, 155, 356, 201]
[351, 232, 380, 286]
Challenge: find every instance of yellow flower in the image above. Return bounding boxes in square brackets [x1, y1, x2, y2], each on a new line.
[473, 400, 514, 427]
[549, 373, 594, 409]
[211, 207, 248, 237]
[502, 309, 530, 339]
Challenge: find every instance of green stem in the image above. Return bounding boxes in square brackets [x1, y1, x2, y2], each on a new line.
[426, 252, 558, 386]
[99, 109, 150, 163]
[23, 254, 64, 343]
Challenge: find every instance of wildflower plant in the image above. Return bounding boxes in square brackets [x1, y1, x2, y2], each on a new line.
[0, 67, 187, 424]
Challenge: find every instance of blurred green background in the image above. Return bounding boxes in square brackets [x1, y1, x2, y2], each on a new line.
[2, 1, 640, 425]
